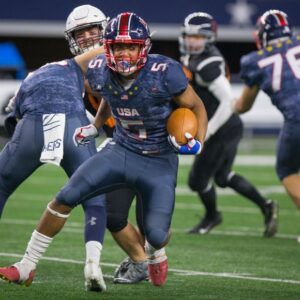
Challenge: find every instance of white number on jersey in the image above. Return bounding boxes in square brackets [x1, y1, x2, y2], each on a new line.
[88, 58, 104, 69]
[258, 45, 300, 92]
[151, 63, 167, 72]
[119, 119, 147, 139]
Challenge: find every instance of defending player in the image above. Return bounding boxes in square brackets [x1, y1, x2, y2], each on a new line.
[0, 12, 207, 288]
[65, 5, 148, 284]
[0, 45, 108, 291]
[233, 10, 300, 216]
[179, 12, 278, 236]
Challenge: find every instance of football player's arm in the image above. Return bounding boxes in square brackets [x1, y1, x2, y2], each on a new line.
[233, 84, 260, 113]
[74, 46, 104, 75]
[173, 84, 208, 144]
[93, 98, 112, 130]
[206, 74, 234, 140]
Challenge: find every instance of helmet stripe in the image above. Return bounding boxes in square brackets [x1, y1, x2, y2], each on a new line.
[118, 12, 131, 36]
[275, 13, 287, 26]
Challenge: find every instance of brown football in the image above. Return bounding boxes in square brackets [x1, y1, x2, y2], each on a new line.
[167, 108, 198, 145]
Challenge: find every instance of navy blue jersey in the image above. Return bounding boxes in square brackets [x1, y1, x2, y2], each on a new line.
[14, 59, 85, 118]
[87, 54, 188, 154]
[240, 35, 300, 122]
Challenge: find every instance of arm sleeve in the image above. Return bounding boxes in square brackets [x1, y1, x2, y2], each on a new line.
[206, 74, 234, 138]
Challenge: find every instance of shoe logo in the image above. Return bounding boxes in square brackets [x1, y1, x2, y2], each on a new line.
[87, 217, 97, 226]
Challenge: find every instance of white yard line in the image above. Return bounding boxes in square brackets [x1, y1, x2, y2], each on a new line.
[0, 252, 299, 285]
[179, 155, 275, 166]
[1, 218, 298, 240]
[9, 185, 286, 203]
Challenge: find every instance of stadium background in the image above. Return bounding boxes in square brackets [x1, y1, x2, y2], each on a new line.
[1, 2, 300, 299]
[0, 0, 298, 135]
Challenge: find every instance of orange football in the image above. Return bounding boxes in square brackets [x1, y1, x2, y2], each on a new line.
[167, 108, 198, 145]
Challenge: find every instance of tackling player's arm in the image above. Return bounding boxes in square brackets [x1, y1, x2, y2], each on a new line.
[93, 98, 112, 129]
[173, 84, 208, 144]
[74, 46, 104, 75]
[233, 84, 260, 113]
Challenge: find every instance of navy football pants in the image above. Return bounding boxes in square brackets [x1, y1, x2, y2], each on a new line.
[57, 142, 178, 248]
[0, 114, 105, 217]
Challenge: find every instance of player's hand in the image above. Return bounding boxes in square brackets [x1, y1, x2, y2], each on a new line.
[168, 132, 202, 155]
[5, 95, 16, 113]
[73, 124, 98, 147]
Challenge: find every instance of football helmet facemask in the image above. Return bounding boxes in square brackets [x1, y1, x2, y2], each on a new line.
[104, 12, 152, 76]
[65, 5, 108, 55]
[179, 12, 217, 55]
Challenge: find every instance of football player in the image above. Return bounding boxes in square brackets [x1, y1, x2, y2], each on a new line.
[65, 5, 149, 285]
[234, 10, 300, 217]
[0, 45, 107, 290]
[179, 12, 278, 236]
[0, 12, 207, 288]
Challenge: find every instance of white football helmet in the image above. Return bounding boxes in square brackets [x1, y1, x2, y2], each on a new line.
[65, 5, 108, 55]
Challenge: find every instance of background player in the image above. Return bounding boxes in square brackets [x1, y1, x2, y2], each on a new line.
[179, 12, 278, 236]
[234, 10, 300, 219]
[65, 5, 148, 284]
[0, 12, 207, 288]
[0, 46, 107, 291]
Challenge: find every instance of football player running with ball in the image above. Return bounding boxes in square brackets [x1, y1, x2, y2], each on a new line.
[234, 10, 300, 228]
[65, 5, 149, 286]
[0, 12, 207, 288]
[179, 12, 278, 236]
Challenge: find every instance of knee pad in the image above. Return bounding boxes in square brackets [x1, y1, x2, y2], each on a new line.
[188, 172, 209, 192]
[145, 228, 169, 249]
[56, 184, 80, 207]
[106, 213, 128, 233]
[215, 174, 229, 188]
[215, 176, 228, 188]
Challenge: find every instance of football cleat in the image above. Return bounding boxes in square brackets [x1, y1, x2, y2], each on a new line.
[84, 260, 106, 292]
[113, 257, 148, 284]
[263, 200, 279, 238]
[0, 263, 35, 287]
[148, 255, 168, 286]
[188, 211, 223, 234]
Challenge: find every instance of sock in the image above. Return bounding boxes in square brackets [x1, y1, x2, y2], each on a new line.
[227, 173, 267, 213]
[84, 205, 106, 244]
[198, 184, 218, 219]
[20, 230, 53, 271]
[85, 241, 102, 264]
[145, 241, 166, 263]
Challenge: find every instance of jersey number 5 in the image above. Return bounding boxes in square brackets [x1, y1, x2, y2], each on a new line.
[258, 45, 300, 91]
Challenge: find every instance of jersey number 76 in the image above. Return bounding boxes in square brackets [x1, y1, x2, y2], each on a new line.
[258, 45, 300, 92]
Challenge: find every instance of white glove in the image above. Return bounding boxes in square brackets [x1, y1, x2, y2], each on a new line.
[5, 95, 16, 113]
[168, 132, 202, 155]
[97, 137, 113, 152]
[73, 124, 98, 147]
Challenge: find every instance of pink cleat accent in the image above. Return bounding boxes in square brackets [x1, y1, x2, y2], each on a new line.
[148, 256, 168, 286]
[0, 266, 35, 287]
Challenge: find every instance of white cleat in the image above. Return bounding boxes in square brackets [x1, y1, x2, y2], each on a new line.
[84, 260, 106, 292]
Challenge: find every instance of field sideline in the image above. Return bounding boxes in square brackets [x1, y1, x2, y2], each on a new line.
[0, 155, 300, 299]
